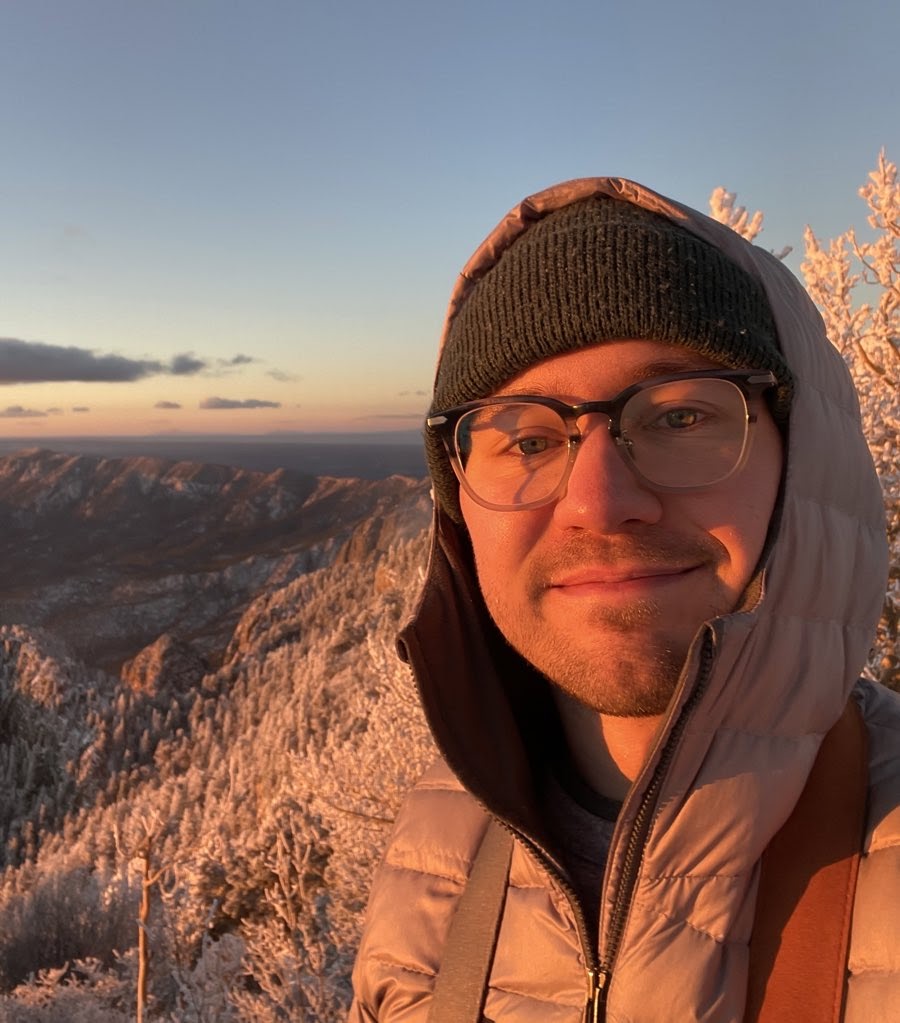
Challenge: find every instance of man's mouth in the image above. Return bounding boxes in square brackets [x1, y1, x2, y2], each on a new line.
[546, 563, 703, 599]
[550, 563, 700, 587]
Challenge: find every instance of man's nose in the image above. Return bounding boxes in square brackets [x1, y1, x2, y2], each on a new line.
[551, 420, 663, 531]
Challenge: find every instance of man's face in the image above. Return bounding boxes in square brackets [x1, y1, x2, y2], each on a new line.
[459, 339, 784, 717]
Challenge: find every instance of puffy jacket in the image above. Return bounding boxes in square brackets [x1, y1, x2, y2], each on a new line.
[349, 179, 900, 1022]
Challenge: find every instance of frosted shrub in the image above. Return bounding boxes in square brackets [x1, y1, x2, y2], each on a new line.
[229, 812, 348, 1021]
[169, 932, 244, 1023]
[0, 958, 131, 1023]
[712, 152, 899, 688]
[0, 867, 135, 990]
[801, 151, 899, 688]
[708, 187, 792, 260]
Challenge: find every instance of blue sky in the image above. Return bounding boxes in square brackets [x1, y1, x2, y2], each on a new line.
[1, 0, 896, 436]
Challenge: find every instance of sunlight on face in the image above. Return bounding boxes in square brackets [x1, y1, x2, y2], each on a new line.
[461, 340, 784, 717]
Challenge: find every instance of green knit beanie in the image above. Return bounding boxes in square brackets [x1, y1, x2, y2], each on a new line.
[427, 195, 792, 523]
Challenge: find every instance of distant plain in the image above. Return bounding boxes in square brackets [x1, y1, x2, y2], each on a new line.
[0, 432, 427, 480]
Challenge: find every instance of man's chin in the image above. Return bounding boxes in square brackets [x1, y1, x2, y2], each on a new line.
[516, 634, 688, 718]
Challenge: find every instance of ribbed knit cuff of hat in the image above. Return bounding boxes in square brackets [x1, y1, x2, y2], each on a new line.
[426, 196, 793, 524]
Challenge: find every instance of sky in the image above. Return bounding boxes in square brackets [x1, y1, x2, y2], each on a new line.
[0, 0, 897, 439]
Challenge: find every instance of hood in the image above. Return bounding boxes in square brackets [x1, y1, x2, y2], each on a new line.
[398, 178, 888, 960]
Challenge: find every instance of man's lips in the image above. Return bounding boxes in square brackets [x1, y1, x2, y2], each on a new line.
[548, 563, 702, 592]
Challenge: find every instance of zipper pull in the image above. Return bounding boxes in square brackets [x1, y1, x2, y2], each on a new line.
[584, 967, 609, 1022]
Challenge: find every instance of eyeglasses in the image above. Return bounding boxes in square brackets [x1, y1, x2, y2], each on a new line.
[427, 370, 776, 511]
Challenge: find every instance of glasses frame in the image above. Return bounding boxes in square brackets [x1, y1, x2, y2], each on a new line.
[427, 369, 777, 511]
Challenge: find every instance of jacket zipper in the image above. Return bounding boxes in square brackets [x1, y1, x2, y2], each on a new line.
[584, 966, 606, 1023]
[591, 630, 716, 1019]
[405, 616, 716, 1022]
[494, 818, 602, 989]
[401, 630, 606, 1020]
[496, 630, 713, 1022]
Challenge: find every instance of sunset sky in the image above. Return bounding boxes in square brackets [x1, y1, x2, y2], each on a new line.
[1, 0, 896, 438]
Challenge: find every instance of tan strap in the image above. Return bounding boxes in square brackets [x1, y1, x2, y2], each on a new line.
[745, 699, 868, 1022]
[428, 818, 513, 1023]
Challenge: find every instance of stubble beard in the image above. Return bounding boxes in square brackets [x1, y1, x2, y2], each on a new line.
[492, 592, 689, 717]
[475, 532, 727, 718]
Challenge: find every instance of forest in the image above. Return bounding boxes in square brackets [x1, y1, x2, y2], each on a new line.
[0, 518, 435, 1021]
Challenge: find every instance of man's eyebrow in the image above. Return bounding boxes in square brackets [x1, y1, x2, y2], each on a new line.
[497, 358, 723, 397]
[628, 358, 722, 382]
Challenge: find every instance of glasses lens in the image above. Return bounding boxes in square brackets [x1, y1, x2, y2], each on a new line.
[620, 378, 749, 488]
[455, 402, 570, 508]
[447, 377, 753, 509]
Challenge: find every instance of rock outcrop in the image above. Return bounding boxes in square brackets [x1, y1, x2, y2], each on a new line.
[0, 449, 430, 671]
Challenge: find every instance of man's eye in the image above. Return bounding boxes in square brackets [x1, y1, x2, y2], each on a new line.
[515, 436, 551, 455]
[502, 433, 565, 457]
[657, 408, 704, 429]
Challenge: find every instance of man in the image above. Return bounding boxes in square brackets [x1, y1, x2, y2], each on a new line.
[349, 179, 899, 1021]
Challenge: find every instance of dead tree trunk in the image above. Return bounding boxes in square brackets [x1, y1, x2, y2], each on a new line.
[115, 817, 171, 1023]
[137, 847, 152, 1023]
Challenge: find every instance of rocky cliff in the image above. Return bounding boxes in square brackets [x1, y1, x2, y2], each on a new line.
[0, 448, 431, 673]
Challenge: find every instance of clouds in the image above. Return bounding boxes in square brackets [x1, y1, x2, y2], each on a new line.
[0, 404, 92, 418]
[169, 353, 206, 376]
[266, 369, 300, 383]
[0, 339, 300, 427]
[0, 394, 281, 418]
[155, 396, 283, 412]
[0, 405, 47, 418]
[0, 338, 211, 385]
[199, 397, 281, 410]
[158, 397, 280, 411]
[0, 338, 267, 385]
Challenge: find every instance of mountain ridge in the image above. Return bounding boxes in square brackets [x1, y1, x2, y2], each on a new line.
[0, 449, 431, 673]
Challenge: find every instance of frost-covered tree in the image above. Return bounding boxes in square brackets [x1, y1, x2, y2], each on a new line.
[708, 187, 765, 244]
[711, 153, 899, 689]
[801, 151, 898, 688]
[708, 187, 792, 260]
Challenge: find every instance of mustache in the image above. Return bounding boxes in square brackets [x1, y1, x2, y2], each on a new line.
[527, 531, 725, 586]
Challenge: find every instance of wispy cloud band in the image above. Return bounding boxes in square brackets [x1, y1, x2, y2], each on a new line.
[0, 339, 244, 384]
[200, 397, 281, 410]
